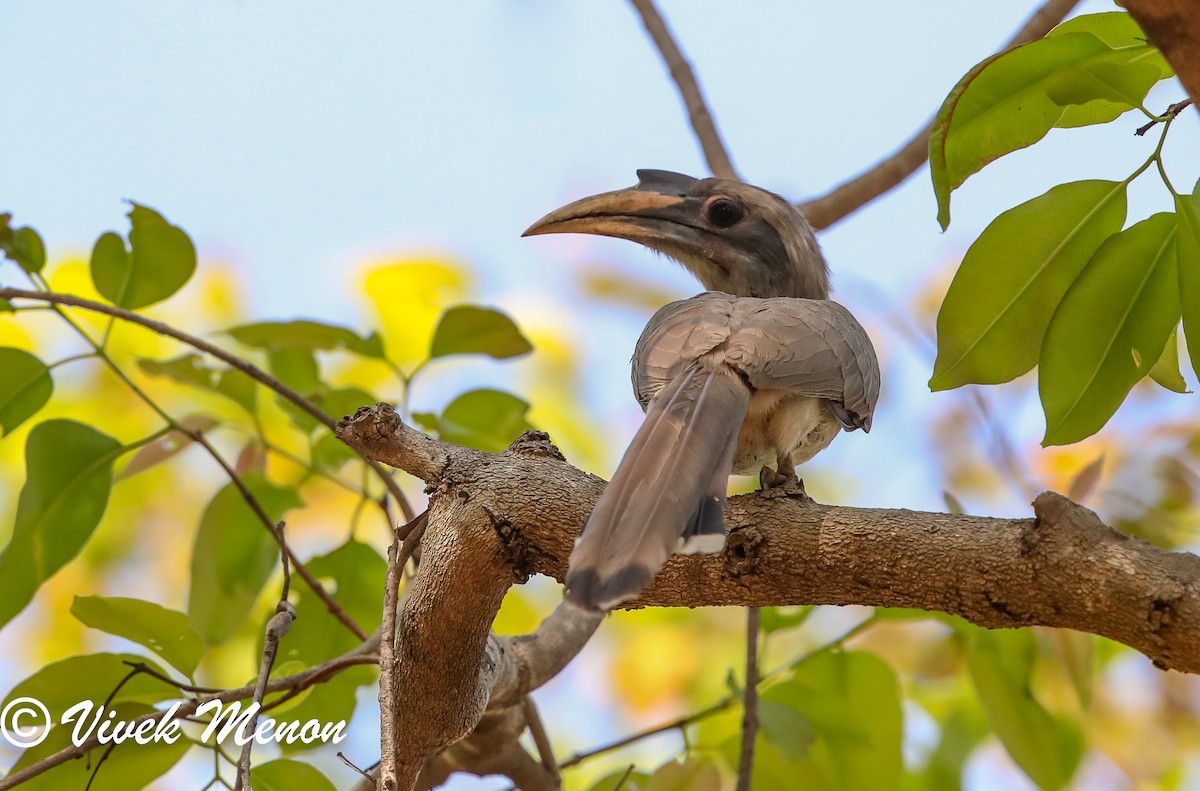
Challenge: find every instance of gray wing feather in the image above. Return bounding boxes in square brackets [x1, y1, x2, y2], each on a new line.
[725, 299, 879, 430]
[632, 292, 879, 431]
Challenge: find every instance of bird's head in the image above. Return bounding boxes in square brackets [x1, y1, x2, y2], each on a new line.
[523, 169, 829, 299]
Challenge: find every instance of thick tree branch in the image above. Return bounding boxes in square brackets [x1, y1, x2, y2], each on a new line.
[379, 511, 428, 790]
[339, 404, 1200, 676]
[1123, 0, 1200, 106]
[334, 403, 1200, 789]
[798, 0, 1081, 229]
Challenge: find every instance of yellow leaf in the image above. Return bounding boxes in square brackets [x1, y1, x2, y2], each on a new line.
[361, 258, 471, 369]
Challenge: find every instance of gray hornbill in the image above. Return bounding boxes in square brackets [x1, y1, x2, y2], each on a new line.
[524, 170, 880, 611]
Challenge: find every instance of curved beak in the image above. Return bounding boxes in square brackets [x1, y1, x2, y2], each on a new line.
[522, 186, 692, 241]
[522, 170, 708, 256]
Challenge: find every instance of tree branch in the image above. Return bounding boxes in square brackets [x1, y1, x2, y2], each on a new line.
[734, 608, 759, 791]
[1123, 0, 1200, 107]
[333, 403, 1200, 789]
[627, 0, 739, 180]
[234, 541, 296, 791]
[339, 404, 1200, 676]
[798, 0, 1082, 229]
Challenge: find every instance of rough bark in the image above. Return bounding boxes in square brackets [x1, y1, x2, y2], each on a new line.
[337, 403, 1200, 786]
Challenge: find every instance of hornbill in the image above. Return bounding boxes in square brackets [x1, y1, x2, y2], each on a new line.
[524, 170, 879, 611]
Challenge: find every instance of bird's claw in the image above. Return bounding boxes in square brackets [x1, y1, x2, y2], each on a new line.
[759, 466, 807, 499]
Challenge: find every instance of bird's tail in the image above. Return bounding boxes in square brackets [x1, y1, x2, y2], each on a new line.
[566, 366, 750, 610]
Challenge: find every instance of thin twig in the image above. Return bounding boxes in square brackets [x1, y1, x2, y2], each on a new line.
[379, 510, 428, 790]
[1, 287, 392, 638]
[798, 0, 1082, 229]
[235, 538, 297, 790]
[735, 607, 760, 791]
[559, 698, 735, 769]
[121, 661, 222, 694]
[1135, 99, 1195, 136]
[186, 428, 367, 640]
[627, 0, 739, 180]
[0, 286, 414, 522]
[523, 697, 559, 776]
[612, 764, 637, 791]
[338, 753, 376, 783]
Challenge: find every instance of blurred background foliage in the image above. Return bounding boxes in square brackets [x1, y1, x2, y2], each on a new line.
[4, 209, 1200, 789]
[4, 2, 1200, 790]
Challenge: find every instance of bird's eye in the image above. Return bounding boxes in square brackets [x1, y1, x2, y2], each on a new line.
[705, 197, 743, 228]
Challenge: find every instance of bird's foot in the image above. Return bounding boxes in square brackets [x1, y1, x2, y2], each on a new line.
[759, 466, 808, 500]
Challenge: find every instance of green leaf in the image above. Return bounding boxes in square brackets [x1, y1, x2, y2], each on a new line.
[1046, 15, 1171, 128]
[268, 347, 321, 394]
[1044, 59, 1161, 110]
[759, 605, 814, 634]
[0, 348, 54, 436]
[747, 651, 902, 791]
[0, 420, 122, 628]
[1, 218, 47, 273]
[1176, 179, 1200, 381]
[71, 595, 205, 678]
[250, 759, 337, 791]
[312, 432, 357, 472]
[931, 180, 1127, 390]
[916, 705, 989, 791]
[278, 384, 373, 436]
[8, 702, 189, 791]
[9, 227, 47, 273]
[1047, 11, 1151, 46]
[930, 33, 1112, 229]
[1060, 18, 1172, 127]
[215, 367, 258, 414]
[313, 386, 374, 424]
[758, 698, 816, 760]
[0, 296, 13, 312]
[967, 629, 1083, 790]
[226, 319, 385, 358]
[286, 541, 384, 664]
[90, 203, 197, 310]
[647, 757, 721, 791]
[415, 389, 535, 453]
[1041, 212, 1179, 445]
[1149, 327, 1189, 393]
[429, 305, 533, 360]
[1046, 630, 1096, 709]
[138, 354, 257, 415]
[3, 653, 178, 720]
[138, 353, 215, 389]
[188, 474, 302, 645]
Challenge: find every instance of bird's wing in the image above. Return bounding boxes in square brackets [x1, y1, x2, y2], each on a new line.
[723, 297, 880, 431]
[631, 293, 737, 410]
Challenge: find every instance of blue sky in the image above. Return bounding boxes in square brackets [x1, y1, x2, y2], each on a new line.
[5, 2, 1200, 789]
